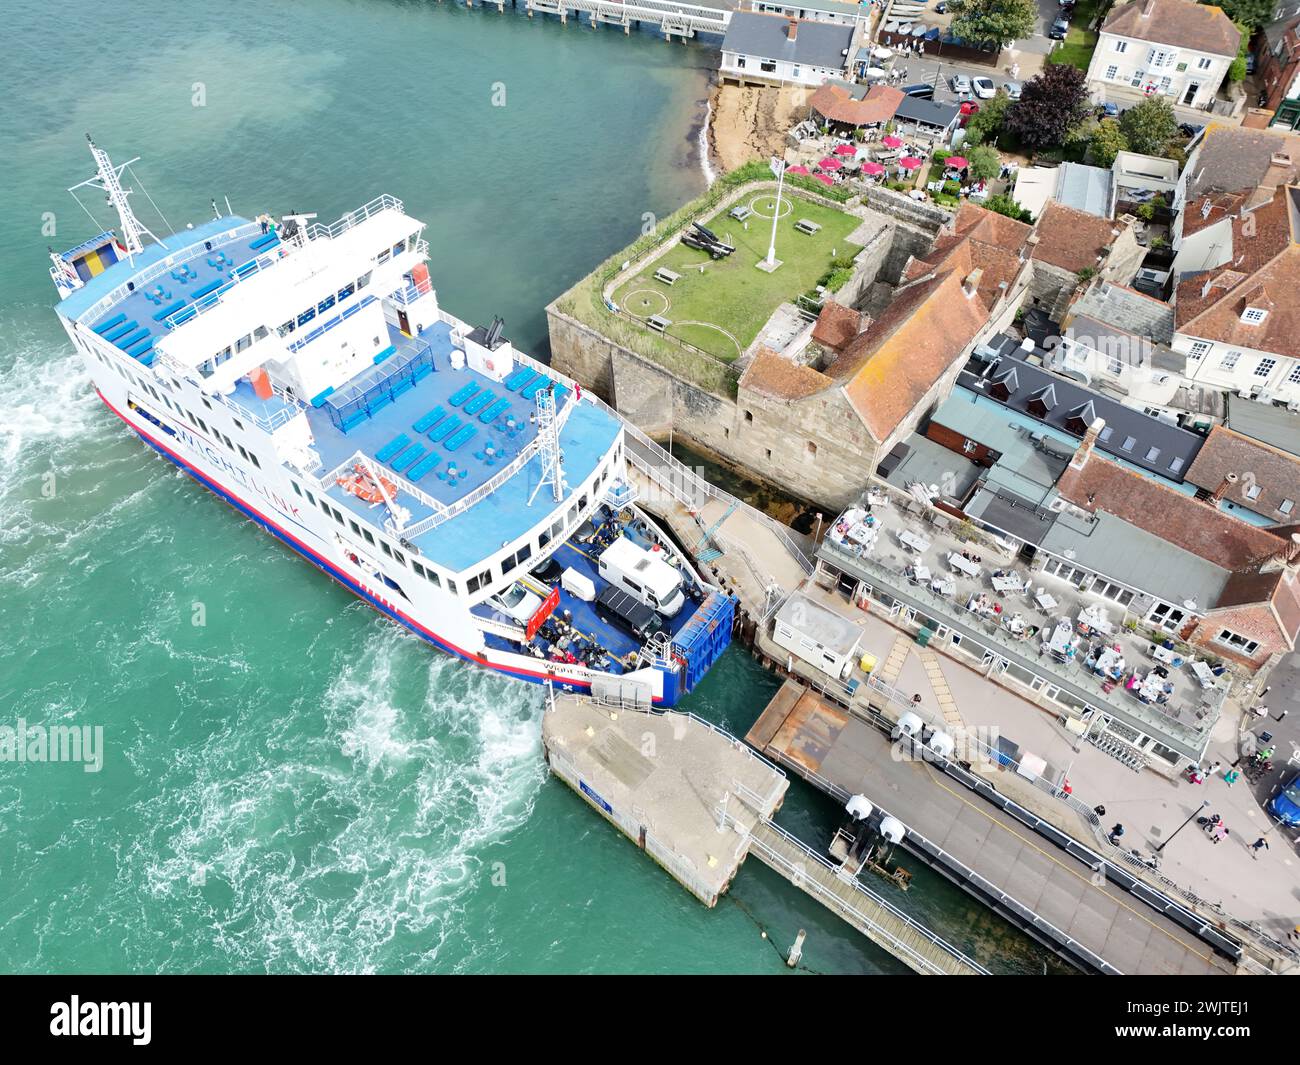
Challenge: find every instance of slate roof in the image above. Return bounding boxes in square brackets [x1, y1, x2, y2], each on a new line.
[1185, 425, 1300, 520]
[1055, 162, 1114, 219]
[1185, 125, 1300, 200]
[1067, 281, 1175, 344]
[894, 95, 961, 130]
[1101, 0, 1241, 58]
[721, 12, 853, 69]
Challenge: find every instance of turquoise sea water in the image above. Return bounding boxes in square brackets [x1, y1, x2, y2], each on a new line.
[0, 1, 1062, 973]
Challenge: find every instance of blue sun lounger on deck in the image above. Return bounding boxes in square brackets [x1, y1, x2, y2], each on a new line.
[376, 434, 411, 463]
[445, 424, 477, 452]
[479, 398, 511, 424]
[152, 300, 186, 322]
[407, 453, 440, 482]
[504, 366, 537, 391]
[449, 381, 480, 407]
[413, 405, 447, 433]
[93, 313, 126, 336]
[390, 443, 426, 473]
[520, 375, 552, 400]
[249, 233, 279, 252]
[116, 327, 150, 350]
[103, 319, 138, 342]
[463, 391, 494, 417]
[127, 336, 155, 359]
[428, 416, 462, 443]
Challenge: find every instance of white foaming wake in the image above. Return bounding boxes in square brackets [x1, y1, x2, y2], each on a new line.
[698, 90, 718, 187]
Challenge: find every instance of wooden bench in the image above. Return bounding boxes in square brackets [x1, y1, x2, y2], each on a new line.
[794, 219, 822, 235]
[647, 314, 673, 333]
[653, 268, 681, 286]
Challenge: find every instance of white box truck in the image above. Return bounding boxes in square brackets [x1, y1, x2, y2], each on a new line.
[597, 535, 686, 617]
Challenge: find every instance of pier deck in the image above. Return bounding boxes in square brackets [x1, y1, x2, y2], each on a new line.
[747, 682, 1238, 976]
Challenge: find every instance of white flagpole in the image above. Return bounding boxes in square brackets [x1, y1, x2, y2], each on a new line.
[766, 158, 785, 268]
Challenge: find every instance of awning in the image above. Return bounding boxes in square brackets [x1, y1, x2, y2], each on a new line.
[881, 135, 903, 148]
[818, 157, 843, 171]
[945, 156, 969, 168]
[862, 161, 886, 176]
[898, 157, 923, 170]
[833, 143, 857, 156]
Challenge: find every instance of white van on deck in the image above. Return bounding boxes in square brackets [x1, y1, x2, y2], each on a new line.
[597, 535, 686, 617]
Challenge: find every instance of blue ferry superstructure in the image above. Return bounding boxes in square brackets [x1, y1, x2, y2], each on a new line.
[50, 138, 733, 705]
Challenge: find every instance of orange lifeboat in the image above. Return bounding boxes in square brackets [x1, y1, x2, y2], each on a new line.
[337, 463, 398, 504]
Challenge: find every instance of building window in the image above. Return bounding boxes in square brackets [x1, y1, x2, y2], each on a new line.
[1280, 499, 1295, 515]
[1242, 307, 1268, 324]
[1245, 483, 1262, 501]
[1188, 340, 1211, 360]
[1215, 629, 1260, 655]
[1114, 40, 1128, 53]
[1169, 456, 1184, 474]
[1106, 65, 1119, 79]
[1288, 364, 1300, 384]
[1144, 446, 1160, 461]
[1197, 57, 1212, 70]
[1219, 350, 1240, 370]
[805, 440, 817, 460]
[744, 410, 753, 423]
[760, 60, 777, 73]
[737, 55, 747, 69]
[1120, 435, 1136, 451]
[1147, 602, 1185, 631]
[1255, 357, 1277, 377]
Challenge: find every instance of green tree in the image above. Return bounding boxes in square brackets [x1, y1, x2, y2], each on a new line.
[1004, 63, 1090, 150]
[947, 0, 1038, 49]
[1119, 96, 1178, 155]
[1088, 118, 1129, 167]
[1214, 0, 1272, 30]
[984, 193, 1033, 223]
[1228, 22, 1250, 82]
[963, 91, 1013, 146]
[966, 144, 1002, 182]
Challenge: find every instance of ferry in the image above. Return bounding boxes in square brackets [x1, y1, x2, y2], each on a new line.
[50, 137, 734, 705]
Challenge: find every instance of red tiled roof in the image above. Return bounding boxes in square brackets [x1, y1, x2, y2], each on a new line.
[1184, 425, 1300, 520]
[808, 83, 903, 127]
[904, 203, 1032, 309]
[1030, 202, 1129, 274]
[739, 346, 831, 400]
[811, 301, 865, 350]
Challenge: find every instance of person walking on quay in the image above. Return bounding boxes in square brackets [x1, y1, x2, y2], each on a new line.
[1251, 837, 1270, 859]
[1108, 823, 1124, 845]
[1223, 768, 1241, 787]
[1205, 760, 1223, 777]
[1212, 824, 1230, 844]
[1093, 804, 1106, 818]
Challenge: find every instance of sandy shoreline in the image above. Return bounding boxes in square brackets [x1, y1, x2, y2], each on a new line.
[706, 81, 804, 174]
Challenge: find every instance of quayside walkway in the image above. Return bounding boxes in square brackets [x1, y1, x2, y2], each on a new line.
[542, 689, 987, 974]
[747, 681, 1240, 975]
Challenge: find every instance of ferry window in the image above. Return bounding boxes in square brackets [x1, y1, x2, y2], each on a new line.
[413, 561, 426, 578]
[380, 541, 392, 558]
[551, 520, 563, 542]
[254, 326, 269, 341]
[538, 529, 551, 548]
[467, 575, 480, 594]
[447, 579, 457, 594]
[378, 249, 390, 264]
[426, 570, 441, 588]
[291, 482, 302, 497]
[318, 294, 336, 314]
[277, 320, 295, 337]
[306, 489, 317, 505]
[579, 493, 588, 511]
[297, 307, 316, 327]
[393, 549, 406, 566]
[250, 454, 261, 469]
[362, 529, 375, 545]
[235, 335, 252, 354]
[516, 544, 532, 564]
[477, 568, 491, 587]
[567, 505, 578, 526]
[392, 240, 405, 256]
[348, 519, 360, 535]
[232, 418, 243, 431]
[196, 418, 208, 433]
[200, 396, 212, 411]
[331, 507, 343, 525]
[237, 445, 250, 460]
[501, 555, 517, 575]
[338, 283, 354, 301]
[358, 271, 372, 289]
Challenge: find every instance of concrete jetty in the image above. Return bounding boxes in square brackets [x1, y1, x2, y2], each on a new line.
[748, 681, 1241, 976]
[542, 689, 989, 973]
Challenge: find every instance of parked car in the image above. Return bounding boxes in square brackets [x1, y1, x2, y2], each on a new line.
[491, 582, 545, 625]
[1003, 81, 1022, 100]
[935, 0, 947, 11]
[972, 76, 996, 99]
[901, 82, 935, 100]
[1049, 17, 1070, 39]
[1267, 773, 1300, 826]
[950, 73, 972, 94]
[959, 100, 980, 127]
[1099, 102, 1120, 119]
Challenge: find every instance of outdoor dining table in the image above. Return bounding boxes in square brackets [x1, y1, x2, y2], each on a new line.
[898, 530, 931, 553]
[991, 572, 1025, 594]
[1045, 619, 1075, 657]
[1135, 672, 1171, 702]
[1034, 591, 1058, 611]
[1151, 644, 1184, 666]
[947, 553, 981, 578]
[1094, 648, 1125, 678]
[909, 564, 932, 583]
[1077, 604, 1114, 635]
[930, 575, 956, 597]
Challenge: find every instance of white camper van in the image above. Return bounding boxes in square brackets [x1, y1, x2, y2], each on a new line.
[597, 535, 686, 617]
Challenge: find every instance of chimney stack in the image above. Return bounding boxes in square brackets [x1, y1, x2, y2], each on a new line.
[1209, 472, 1238, 505]
[962, 268, 984, 299]
[787, 18, 798, 40]
[1070, 418, 1106, 471]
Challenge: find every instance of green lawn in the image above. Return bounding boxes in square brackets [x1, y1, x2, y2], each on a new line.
[1048, 0, 1102, 72]
[611, 194, 863, 362]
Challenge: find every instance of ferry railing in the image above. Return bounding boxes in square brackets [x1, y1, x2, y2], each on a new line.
[303, 194, 404, 243]
[161, 243, 290, 330]
[77, 222, 261, 325]
[317, 449, 451, 523]
[400, 435, 545, 539]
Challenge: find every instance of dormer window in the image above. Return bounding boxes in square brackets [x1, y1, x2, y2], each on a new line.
[1242, 307, 1268, 324]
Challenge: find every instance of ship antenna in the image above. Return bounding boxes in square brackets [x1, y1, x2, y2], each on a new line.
[527, 384, 566, 507]
[68, 134, 161, 256]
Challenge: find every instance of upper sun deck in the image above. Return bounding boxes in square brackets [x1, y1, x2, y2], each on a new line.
[311, 319, 622, 573]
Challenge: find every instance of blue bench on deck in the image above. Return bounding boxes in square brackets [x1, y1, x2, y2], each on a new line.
[376, 434, 412, 463]
[116, 327, 150, 350]
[428, 416, 462, 443]
[93, 313, 126, 336]
[103, 319, 138, 342]
[449, 381, 480, 406]
[232, 259, 260, 279]
[408, 453, 440, 482]
[445, 424, 477, 452]
[191, 278, 224, 301]
[390, 443, 426, 473]
[152, 300, 186, 322]
[520, 375, 553, 400]
[413, 405, 447, 433]
[249, 233, 279, 252]
[127, 336, 155, 359]
[463, 391, 495, 417]
[479, 398, 511, 424]
[171, 305, 198, 326]
[504, 366, 538, 392]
